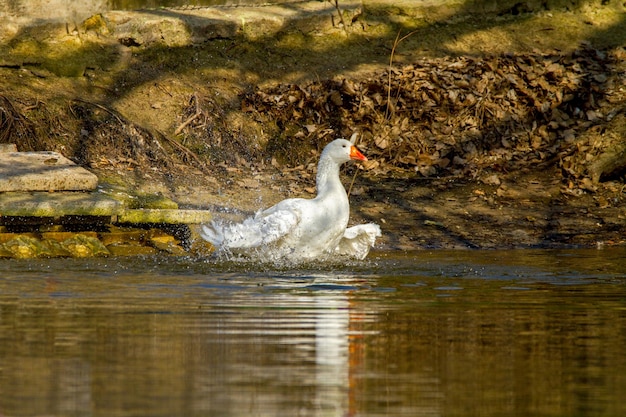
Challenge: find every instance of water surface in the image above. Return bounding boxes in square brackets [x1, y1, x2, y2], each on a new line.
[1, 248, 625, 416]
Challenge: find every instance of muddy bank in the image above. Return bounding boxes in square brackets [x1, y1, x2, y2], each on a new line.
[1, 0, 626, 250]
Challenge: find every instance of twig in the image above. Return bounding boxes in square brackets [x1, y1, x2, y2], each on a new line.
[174, 92, 201, 136]
[22, 99, 43, 112]
[71, 97, 208, 174]
[71, 98, 123, 124]
[385, 30, 418, 121]
[347, 132, 360, 198]
[154, 128, 210, 175]
[347, 167, 359, 198]
[329, 0, 347, 32]
[174, 113, 200, 136]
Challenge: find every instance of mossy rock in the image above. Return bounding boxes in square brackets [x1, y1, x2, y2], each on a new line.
[148, 234, 188, 256]
[41, 239, 73, 257]
[4, 235, 49, 258]
[62, 234, 110, 257]
[106, 244, 158, 256]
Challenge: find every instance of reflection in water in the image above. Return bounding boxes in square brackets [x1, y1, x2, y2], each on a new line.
[0, 249, 625, 416]
[0, 273, 359, 416]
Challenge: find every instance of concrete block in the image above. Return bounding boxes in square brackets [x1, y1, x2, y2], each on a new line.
[0, 192, 122, 217]
[0, 151, 98, 192]
[0, 144, 17, 153]
[118, 209, 212, 224]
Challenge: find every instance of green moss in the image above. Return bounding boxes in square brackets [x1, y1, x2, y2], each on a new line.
[118, 209, 212, 224]
[132, 193, 179, 210]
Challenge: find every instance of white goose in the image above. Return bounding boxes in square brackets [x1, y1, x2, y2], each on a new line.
[200, 138, 381, 262]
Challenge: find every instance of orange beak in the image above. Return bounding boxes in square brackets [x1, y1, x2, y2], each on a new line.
[350, 145, 368, 161]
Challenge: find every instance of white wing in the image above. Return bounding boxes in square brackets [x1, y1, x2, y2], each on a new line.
[201, 203, 301, 250]
[200, 222, 225, 247]
[334, 223, 381, 260]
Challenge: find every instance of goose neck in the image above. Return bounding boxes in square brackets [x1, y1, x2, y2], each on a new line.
[316, 156, 342, 196]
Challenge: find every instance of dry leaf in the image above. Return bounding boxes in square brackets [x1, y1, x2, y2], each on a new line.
[375, 135, 389, 150]
[241, 45, 613, 185]
[482, 174, 501, 186]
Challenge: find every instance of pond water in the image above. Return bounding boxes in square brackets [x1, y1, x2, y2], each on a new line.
[1, 248, 626, 417]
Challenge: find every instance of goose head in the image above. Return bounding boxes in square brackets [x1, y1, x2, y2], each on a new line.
[322, 138, 368, 164]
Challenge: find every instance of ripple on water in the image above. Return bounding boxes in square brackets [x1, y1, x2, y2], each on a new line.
[1, 249, 626, 417]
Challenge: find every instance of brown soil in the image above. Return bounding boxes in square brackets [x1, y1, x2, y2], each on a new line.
[2, 1, 626, 250]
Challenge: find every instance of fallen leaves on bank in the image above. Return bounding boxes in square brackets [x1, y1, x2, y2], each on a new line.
[241, 45, 626, 194]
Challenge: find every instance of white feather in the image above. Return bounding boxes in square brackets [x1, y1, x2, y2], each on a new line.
[335, 223, 382, 260]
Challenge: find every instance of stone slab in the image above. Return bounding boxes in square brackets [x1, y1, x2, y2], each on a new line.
[0, 144, 17, 153]
[0, 192, 122, 217]
[0, 151, 98, 192]
[0, 192, 212, 225]
[118, 209, 212, 224]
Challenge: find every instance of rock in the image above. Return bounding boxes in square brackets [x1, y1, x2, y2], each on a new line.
[118, 209, 212, 224]
[62, 234, 110, 257]
[0, 144, 17, 153]
[99, 228, 146, 246]
[106, 244, 158, 256]
[149, 235, 188, 256]
[0, 151, 98, 192]
[40, 239, 72, 257]
[0, 191, 121, 217]
[0, 245, 14, 258]
[3, 235, 48, 258]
